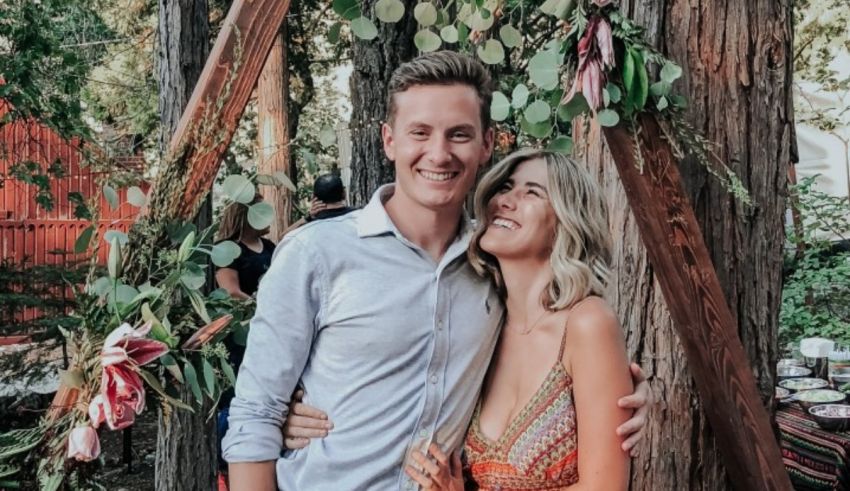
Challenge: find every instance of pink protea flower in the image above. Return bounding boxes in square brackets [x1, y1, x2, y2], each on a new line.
[67, 425, 101, 462]
[565, 16, 616, 111]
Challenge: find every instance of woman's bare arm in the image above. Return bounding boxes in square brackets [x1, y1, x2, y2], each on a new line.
[565, 298, 632, 490]
[215, 268, 251, 300]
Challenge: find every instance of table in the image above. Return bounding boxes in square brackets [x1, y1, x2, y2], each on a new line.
[777, 405, 850, 490]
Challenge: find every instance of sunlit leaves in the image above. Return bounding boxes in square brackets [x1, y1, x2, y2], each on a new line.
[414, 2, 438, 26]
[127, 186, 147, 208]
[247, 202, 275, 230]
[528, 50, 560, 90]
[477, 39, 505, 65]
[375, 0, 405, 23]
[221, 175, 255, 204]
[511, 84, 529, 109]
[351, 17, 379, 40]
[415, 29, 442, 52]
[499, 25, 522, 48]
[490, 91, 511, 122]
[440, 25, 459, 43]
[524, 100, 551, 124]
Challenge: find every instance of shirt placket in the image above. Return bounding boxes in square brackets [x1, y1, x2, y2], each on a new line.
[401, 269, 451, 490]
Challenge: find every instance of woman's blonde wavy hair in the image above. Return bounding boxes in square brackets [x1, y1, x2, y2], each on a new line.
[468, 148, 612, 311]
[215, 195, 264, 243]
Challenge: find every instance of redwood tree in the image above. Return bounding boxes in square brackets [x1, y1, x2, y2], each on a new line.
[576, 1, 793, 488]
[154, 0, 217, 489]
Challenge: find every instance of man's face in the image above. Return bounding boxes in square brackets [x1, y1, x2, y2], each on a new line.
[382, 84, 494, 212]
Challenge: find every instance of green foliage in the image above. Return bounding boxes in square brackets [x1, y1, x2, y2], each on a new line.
[780, 176, 850, 347]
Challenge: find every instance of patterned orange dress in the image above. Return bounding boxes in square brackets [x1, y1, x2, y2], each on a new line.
[464, 327, 578, 490]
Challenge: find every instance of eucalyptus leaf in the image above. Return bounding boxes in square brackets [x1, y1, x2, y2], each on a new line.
[103, 184, 119, 210]
[414, 2, 438, 26]
[351, 17, 379, 40]
[465, 9, 495, 31]
[328, 22, 343, 44]
[181, 271, 206, 290]
[660, 62, 683, 83]
[114, 284, 139, 305]
[247, 202, 275, 230]
[511, 84, 529, 109]
[650, 81, 671, 97]
[221, 174, 255, 204]
[319, 125, 337, 147]
[499, 24, 522, 48]
[547, 136, 574, 154]
[375, 0, 405, 23]
[74, 226, 94, 254]
[127, 186, 147, 207]
[490, 91, 511, 122]
[210, 240, 242, 267]
[440, 25, 459, 43]
[539, 0, 575, 20]
[414, 29, 442, 52]
[89, 276, 112, 297]
[520, 116, 553, 139]
[476, 39, 504, 65]
[103, 230, 129, 246]
[528, 50, 560, 90]
[524, 100, 551, 124]
[557, 93, 589, 122]
[597, 109, 620, 127]
[656, 96, 669, 111]
[273, 171, 297, 192]
[333, 0, 361, 20]
[220, 355, 237, 386]
[606, 83, 621, 103]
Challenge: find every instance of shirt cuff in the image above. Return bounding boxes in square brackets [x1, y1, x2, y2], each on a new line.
[222, 420, 284, 463]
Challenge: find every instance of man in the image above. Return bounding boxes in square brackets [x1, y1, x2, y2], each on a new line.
[223, 51, 650, 490]
[281, 173, 357, 238]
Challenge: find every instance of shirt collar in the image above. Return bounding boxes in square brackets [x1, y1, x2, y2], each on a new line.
[357, 184, 475, 250]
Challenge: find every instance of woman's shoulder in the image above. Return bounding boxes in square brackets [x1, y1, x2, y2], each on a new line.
[565, 296, 621, 343]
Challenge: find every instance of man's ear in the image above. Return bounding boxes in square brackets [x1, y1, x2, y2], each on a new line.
[382, 122, 395, 161]
[480, 126, 495, 165]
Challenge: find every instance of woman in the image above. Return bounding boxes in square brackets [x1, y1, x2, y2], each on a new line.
[214, 196, 276, 484]
[215, 195, 276, 300]
[405, 149, 633, 490]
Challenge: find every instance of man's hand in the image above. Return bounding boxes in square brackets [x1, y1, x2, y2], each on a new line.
[282, 390, 333, 449]
[308, 198, 327, 219]
[616, 363, 653, 456]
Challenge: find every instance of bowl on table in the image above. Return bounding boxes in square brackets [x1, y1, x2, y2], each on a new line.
[779, 377, 829, 392]
[793, 389, 846, 412]
[830, 367, 850, 387]
[808, 404, 850, 431]
[777, 366, 812, 380]
[778, 358, 804, 368]
[775, 387, 791, 403]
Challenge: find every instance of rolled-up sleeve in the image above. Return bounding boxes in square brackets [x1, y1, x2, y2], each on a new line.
[222, 233, 324, 462]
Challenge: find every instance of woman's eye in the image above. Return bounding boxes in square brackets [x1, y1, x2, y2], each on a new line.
[527, 189, 541, 197]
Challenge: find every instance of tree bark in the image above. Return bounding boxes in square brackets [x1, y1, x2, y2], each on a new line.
[154, 1, 217, 489]
[258, 26, 293, 239]
[348, 0, 418, 206]
[576, 1, 793, 489]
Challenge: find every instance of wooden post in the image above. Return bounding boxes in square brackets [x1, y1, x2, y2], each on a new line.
[257, 26, 293, 240]
[164, 0, 293, 221]
[603, 114, 793, 490]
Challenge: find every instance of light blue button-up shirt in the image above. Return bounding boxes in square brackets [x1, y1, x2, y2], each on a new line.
[222, 185, 503, 490]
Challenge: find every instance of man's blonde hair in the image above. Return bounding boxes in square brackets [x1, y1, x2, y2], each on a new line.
[468, 148, 612, 310]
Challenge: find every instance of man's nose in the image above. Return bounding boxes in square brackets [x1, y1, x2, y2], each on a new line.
[426, 136, 452, 165]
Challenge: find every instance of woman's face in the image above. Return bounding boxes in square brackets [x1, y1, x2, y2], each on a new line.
[479, 158, 558, 262]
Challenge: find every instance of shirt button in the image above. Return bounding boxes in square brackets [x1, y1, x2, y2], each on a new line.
[430, 375, 438, 384]
[437, 320, 444, 330]
[405, 481, 414, 490]
[419, 429, 429, 438]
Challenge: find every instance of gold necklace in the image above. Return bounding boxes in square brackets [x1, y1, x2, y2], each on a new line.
[508, 309, 552, 335]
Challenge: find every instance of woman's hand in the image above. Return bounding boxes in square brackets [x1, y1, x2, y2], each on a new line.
[282, 390, 333, 449]
[405, 443, 464, 490]
[616, 363, 654, 456]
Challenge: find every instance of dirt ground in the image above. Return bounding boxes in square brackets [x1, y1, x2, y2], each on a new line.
[96, 408, 157, 491]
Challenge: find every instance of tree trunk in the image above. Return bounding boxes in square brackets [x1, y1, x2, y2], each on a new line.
[576, 1, 793, 489]
[154, 1, 217, 489]
[258, 25, 293, 239]
[348, 0, 418, 206]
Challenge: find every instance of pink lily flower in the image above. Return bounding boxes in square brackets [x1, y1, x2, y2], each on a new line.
[101, 321, 169, 367]
[592, 0, 614, 6]
[67, 425, 101, 462]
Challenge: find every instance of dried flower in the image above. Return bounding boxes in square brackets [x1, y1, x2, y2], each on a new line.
[565, 16, 615, 111]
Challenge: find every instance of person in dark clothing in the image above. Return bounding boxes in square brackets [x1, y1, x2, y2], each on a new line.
[213, 195, 276, 478]
[280, 173, 357, 238]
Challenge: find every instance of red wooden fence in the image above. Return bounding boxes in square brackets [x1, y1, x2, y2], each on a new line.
[0, 100, 147, 325]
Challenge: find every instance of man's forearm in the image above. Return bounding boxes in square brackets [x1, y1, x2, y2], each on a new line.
[228, 461, 277, 491]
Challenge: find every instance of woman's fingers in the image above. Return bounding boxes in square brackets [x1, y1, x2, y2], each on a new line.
[288, 414, 333, 430]
[428, 443, 449, 466]
[405, 466, 434, 489]
[450, 450, 463, 477]
[621, 428, 644, 456]
[284, 424, 329, 439]
[290, 401, 328, 420]
[412, 450, 442, 478]
[284, 437, 309, 449]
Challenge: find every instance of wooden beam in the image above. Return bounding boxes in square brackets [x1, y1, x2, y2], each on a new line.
[603, 114, 792, 490]
[166, 0, 293, 220]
